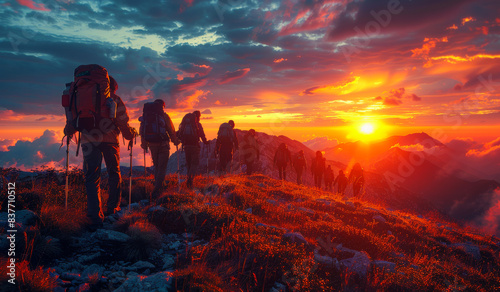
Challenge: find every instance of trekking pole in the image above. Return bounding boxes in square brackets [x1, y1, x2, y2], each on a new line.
[176, 144, 180, 192]
[128, 138, 134, 212]
[65, 136, 70, 210]
[144, 148, 147, 177]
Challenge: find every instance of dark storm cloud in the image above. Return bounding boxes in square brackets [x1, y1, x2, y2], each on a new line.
[327, 0, 475, 41]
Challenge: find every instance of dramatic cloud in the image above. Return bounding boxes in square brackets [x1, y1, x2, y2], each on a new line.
[218, 68, 251, 84]
[374, 88, 422, 106]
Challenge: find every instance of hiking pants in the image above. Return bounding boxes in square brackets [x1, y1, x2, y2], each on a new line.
[277, 164, 287, 180]
[82, 142, 121, 225]
[314, 173, 323, 188]
[218, 143, 233, 173]
[184, 145, 200, 184]
[295, 167, 303, 185]
[325, 181, 333, 191]
[245, 160, 255, 175]
[149, 143, 170, 196]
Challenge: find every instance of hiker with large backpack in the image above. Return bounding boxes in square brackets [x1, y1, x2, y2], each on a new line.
[324, 165, 334, 191]
[293, 150, 307, 185]
[215, 120, 238, 175]
[177, 110, 208, 188]
[334, 169, 348, 195]
[348, 163, 365, 198]
[139, 99, 179, 198]
[311, 151, 326, 188]
[63, 65, 136, 231]
[240, 129, 259, 175]
[273, 143, 292, 180]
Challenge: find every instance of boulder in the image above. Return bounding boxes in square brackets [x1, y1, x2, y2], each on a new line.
[92, 229, 130, 243]
[115, 271, 173, 292]
[283, 232, 309, 247]
[129, 261, 156, 271]
[373, 215, 387, 223]
[340, 251, 371, 277]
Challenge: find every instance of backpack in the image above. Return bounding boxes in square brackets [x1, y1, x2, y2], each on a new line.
[141, 102, 168, 143]
[178, 113, 198, 145]
[294, 153, 305, 168]
[275, 147, 288, 165]
[67, 64, 112, 131]
[217, 123, 234, 144]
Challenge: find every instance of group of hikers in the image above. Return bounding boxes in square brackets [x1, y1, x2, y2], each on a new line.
[272, 144, 365, 195]
[61, 64, 364, 231]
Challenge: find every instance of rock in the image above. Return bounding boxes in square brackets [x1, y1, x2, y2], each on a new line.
[77, 252, 101, 264]
[267, 199, 278, 205]
[77, 283, 91, 292]
[109, 271, 125, 279]
[244, 208, 252, 214]
[270, 282, 287, 292]
[81, 264, 105, 281]
[130, 261, 155, 270]
[283, 232, 309, 247]
[115, 271, 173, 292]
[166, 241, 183, 251]
[147, 206, 166, 213]
[17, 210, 41, 226]
[162, 254, 175, 270]
[451, 243, 481, 260]
[346, 202, 355, 208]
[60, 272, 82, 282]
[340, 251, 371, 277]
[258, 183, 265, 188]
[93, 229, 130, 243]
[373, 215, 387, 223]
[298, 207, 315, 215]
[126, 272, 139, 278]
[373, 260, 396, 273]
[0, 210, 40, 227]
[387, 230, 392, 235]
[255, 223, 288, 232]
[314, 251, 340, 268]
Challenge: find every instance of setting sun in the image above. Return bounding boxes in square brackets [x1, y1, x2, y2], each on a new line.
[360, 123, 375, 135]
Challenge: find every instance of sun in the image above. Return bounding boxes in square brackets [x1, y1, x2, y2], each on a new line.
[360, 123, 375, 135]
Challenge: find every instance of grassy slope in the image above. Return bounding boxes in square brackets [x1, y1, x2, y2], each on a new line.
[163, 173, 500, 291]
[1, 168, 500, 291]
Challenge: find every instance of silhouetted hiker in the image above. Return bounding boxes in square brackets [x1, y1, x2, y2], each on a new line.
[241, 129, 259, 175]
[349, 163, 365, 198]
[139, 99, 179, 198]
[274, 143, 292, 180]
[334, 170, 348, 195]
[311, 151, 326, 188]
[177, 110, 208, 188]
[293, 150, 307, 185]
[324, 165, 334, 191]
[215, 120, 238, 175]
[63, 66, 136, 231]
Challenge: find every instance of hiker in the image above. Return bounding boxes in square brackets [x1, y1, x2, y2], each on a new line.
[139, 99, 179, 198]
[293, 150, 307, 185]
[177, 110, 208, 188]
[273, 143, 292, 180]
[334, 170, 348, 195]
[349, 163, 365, 198]
[324, 165, 334, 191]
[63, 65, 136, 231]
[311, 151, 326, 188]
[240, 129, 259, 175]
[215, 120, 238, 175]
